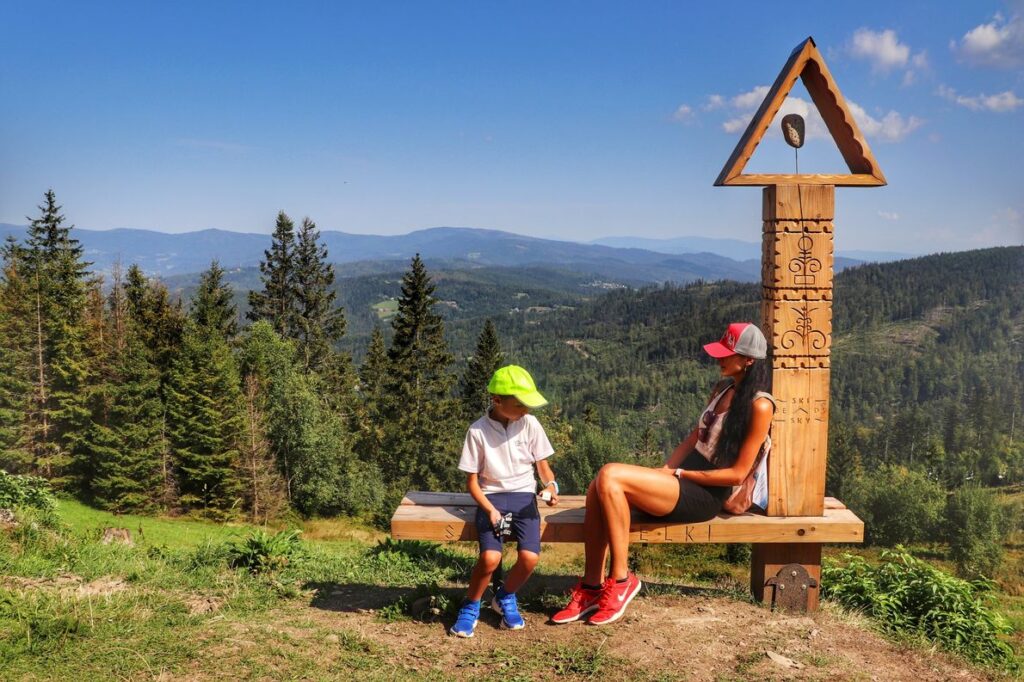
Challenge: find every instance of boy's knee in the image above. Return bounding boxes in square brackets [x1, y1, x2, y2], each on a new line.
[516, 550, 539, 570]
[479, 550, 503, 572]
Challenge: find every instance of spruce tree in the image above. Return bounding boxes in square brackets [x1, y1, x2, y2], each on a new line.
[89, 327, 164, 512]
[22, 190, 92, 487]
[240, 372, 288, 523]
[124, 264, 148, 322]
[121, 266, 186, 503]
[292, 217, 349, 378]
[354, 326, 389, 471]
[165, 323, 244, 514]
[459, 319, 504, 421]
[0, 237, 34, 472]
[383, 255, 459, 491]
[167, 265, 243, 513]
[247, 211, 297, 336]
[191, 260, 238, 340]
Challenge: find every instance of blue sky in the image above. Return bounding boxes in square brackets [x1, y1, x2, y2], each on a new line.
[2, 1, 1022, 254]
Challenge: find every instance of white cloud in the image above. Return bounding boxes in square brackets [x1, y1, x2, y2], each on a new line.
[878, 210, 900, 221]
[848, 28, 910, 72]
[672, 104, 696, 123]
[992, 207, 1024, 240]
[717, 86, 922, 143]
[937, 84, 1023, 112]
[847, 28, 928, 85]
[704, 94, 725, 111]
[732, 85, 770, 110]
[846, 101, 925, 142]
[954, 13, 1024, 67]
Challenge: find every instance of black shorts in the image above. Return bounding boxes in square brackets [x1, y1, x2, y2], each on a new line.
[474, 492, 542, 554]
[645, 451, 730, 524]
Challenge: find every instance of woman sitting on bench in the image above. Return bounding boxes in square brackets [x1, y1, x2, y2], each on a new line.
[552, 322, 775, 626]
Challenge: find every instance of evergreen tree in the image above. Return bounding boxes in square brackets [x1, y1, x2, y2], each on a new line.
[124, 264, 148, 322]
[191, 260, 238, 340]
[292, 217, 349, 378]
[354, 326, 389, 471]
[458, 319, 503, 421]
[21, 190, 92, 487]
[89, 327, 164, 512]
[0, 237, 34, 472]
[382, 255, 459, 491]
[165, 323, 244, 514]
[121, 266, 186, 503]
[247, 211, 297, 336]
[240, 372, 288, 523]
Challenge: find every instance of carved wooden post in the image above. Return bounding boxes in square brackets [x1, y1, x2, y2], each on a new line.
[714, 37, 885, 612]
[749, 184, 833, 611]
[762, 184, 833, 517]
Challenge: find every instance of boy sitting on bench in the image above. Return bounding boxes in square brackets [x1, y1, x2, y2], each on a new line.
[449, 365, 559, 637]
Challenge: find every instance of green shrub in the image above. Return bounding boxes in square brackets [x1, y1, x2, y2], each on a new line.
[0, 471, 57, 512]
[228, 529, 303, 574]
[845, 465, 944, 546]
[822, 548, 1017, 670]
[944, 486, 1008, 579]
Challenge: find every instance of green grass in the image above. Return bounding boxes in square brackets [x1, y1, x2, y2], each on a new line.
[57, 498, 252, 549]
[371, 298, 399, 319]
[3, 500, 1022, 679]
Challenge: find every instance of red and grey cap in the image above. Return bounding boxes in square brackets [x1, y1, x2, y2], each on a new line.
[703, 322, 768, 360]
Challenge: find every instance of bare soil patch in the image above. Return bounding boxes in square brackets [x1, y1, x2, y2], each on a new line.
[188, 579, 997, 681]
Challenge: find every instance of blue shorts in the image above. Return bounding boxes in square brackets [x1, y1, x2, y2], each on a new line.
[475, 492, 541, 555]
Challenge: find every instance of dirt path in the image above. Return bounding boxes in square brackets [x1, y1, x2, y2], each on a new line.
[190, 578, 996, 681]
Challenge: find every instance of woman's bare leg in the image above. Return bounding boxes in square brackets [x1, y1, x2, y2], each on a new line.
[594, 464, 680, 580]
[582, 480, 609, 585]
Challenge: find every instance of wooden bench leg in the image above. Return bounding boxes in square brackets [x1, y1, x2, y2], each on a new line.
[751, 543, 822, 612]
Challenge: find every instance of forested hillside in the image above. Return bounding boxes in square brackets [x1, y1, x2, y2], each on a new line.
[1, 192, 1020, 571]
[460, 247, 1024, 497]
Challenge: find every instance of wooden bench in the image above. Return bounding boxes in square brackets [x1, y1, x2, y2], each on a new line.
[391, 491, 863, 611]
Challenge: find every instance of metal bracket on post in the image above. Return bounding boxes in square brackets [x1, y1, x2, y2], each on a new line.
[765, 563, 818, 612]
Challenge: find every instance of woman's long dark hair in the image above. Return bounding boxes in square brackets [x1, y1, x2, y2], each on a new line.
[711, 355, 772, 468]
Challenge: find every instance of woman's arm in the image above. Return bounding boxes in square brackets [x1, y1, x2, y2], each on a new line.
[677, 397, 774, 487]
[662, 426, 700, 471]
[467, 473, 501, 525]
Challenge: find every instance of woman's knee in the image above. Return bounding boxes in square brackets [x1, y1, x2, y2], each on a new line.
[596, 463, 627, 493]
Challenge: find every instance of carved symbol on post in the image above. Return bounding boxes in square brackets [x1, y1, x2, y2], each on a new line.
[788, 235, 821, 286]
[781, 303, 828, 351]
[685, 526, 695, 542]
[444, 524, 457, 540]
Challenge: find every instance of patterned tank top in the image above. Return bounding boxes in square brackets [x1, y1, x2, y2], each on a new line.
[693, 381, 775, 511]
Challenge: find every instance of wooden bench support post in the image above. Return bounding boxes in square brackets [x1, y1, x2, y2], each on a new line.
[750, 542, 822, 612]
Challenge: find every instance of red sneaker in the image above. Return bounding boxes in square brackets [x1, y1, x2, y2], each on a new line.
[551, 580, 605, 624]
[587, 572, 641, 625]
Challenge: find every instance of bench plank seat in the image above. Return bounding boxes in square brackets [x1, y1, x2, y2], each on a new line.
[391, 492, 864, 545]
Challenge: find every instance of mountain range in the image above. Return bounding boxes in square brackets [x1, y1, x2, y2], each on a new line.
[0, 223, 884, 285]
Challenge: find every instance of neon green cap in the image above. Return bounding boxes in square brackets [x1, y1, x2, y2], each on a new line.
[487, 365, 548, 408]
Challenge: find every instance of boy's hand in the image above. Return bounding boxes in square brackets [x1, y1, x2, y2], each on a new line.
[539, 490, 559, 506]
[488, 508, 502, 527]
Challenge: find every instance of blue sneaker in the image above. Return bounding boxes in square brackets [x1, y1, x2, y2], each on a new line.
[449, 600, 480, 638]
[491, 586, 525, 630]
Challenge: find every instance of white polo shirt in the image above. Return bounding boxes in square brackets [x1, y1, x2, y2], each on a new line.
[458, 412, 555, 494]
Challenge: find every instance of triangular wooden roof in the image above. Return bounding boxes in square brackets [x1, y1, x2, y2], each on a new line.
[714, 37, 886, 187]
